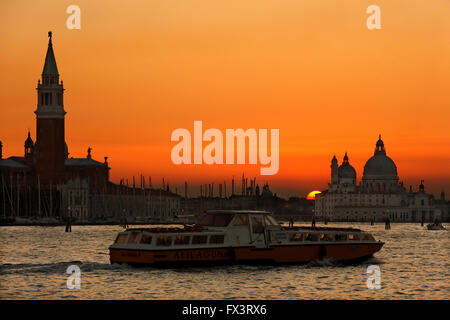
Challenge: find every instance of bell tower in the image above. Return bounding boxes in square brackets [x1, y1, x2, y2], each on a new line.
[34, 31, 66, 183]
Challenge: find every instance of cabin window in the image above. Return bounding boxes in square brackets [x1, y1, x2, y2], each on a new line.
[140, 235, 152, 244]
[348, 234, 360, 240]
[156, 236, 172, 246]
[198, 213, 234, 227]
[115, 234, 128, 243]
[320, 234, 334, 241]
[251, 217, 264, 233]
[363, 234, 375, 241]
[174, 235, 190, 245]
[209, 235, 225, 244]
[233, 215, 249, 226]
[289, 233, 303, 241]
[335, 234, 347, 241]
[304, 233, 319, 241]
[128, 232, 140, 243]
[192, 235, 208, 244]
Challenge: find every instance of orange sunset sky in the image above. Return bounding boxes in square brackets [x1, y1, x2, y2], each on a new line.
[1, 0, 449, 198]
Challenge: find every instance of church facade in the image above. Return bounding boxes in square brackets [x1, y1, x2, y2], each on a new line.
[0, 32, 110, 190]
[0, 32, 181, 220]
[315, 136, 446, 222]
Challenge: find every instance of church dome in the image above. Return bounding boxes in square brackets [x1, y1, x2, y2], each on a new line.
[338, 153, 356, 179]
[363, 155, 397, 177]
[261, 183, 273, 197]
[363, 135, 398, 178]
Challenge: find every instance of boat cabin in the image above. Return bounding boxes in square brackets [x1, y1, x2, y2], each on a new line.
[111, 210, 377, 251]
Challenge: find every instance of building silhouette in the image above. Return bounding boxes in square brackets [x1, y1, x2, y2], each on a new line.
[0, 32, 109, 189]
[315, 135, 448, 222]
[0, 32, 180, 221]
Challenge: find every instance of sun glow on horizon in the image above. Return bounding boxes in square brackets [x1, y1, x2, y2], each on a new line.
[306, 190, 321, 200]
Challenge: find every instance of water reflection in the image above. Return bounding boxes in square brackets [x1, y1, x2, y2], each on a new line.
[0, 223, 448, 299]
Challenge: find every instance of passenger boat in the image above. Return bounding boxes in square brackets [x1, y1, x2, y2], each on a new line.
[109, 210, 384, 266]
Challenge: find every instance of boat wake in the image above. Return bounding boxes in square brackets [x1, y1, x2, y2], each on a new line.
[0, 261, 120, 275]
[306, 257, 342, 268]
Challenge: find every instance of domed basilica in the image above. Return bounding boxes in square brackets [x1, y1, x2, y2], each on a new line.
[315, 136, 445, 222]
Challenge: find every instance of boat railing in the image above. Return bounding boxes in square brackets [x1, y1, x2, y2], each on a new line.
[125, 226, 205, 233]
[283, 226, 362, 232]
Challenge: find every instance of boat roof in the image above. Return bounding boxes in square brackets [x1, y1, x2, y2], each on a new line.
[205, 210, 271, 215]
[123, 226, 204, 233]
[285, 226, 362, 232]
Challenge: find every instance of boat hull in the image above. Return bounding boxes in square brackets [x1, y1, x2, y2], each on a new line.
[109, 242, 383, 266]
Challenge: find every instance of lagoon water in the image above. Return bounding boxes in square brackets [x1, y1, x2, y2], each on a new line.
[0, 223, 448, 299]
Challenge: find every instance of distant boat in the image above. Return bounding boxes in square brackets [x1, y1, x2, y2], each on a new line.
[109, 210, 384, 266]
[426, 222, 446, 230]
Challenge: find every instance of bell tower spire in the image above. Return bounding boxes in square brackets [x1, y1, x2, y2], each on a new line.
[42, 31, 59, 84]
[34, 31, 66, 183]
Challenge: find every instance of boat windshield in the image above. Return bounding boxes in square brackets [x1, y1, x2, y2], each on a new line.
[197, 213, 234, 227]
[264, 215, 279, 226]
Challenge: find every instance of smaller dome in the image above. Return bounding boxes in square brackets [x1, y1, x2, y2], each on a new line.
[338, 153, 356, 179]
[338, 162, 356, 179]
[261, 183, 273, 197]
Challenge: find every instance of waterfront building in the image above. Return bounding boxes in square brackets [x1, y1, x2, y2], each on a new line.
[0, 32, 109, 190]
[315, 136, 445, 222]
[0, 32, 180, 220]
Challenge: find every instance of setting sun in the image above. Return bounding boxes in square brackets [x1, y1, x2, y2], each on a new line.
[306, 191, 321, 200]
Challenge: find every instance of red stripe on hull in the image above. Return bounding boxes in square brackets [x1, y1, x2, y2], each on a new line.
[110, 242, 383, 266]
[234, 243, 383, 263]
